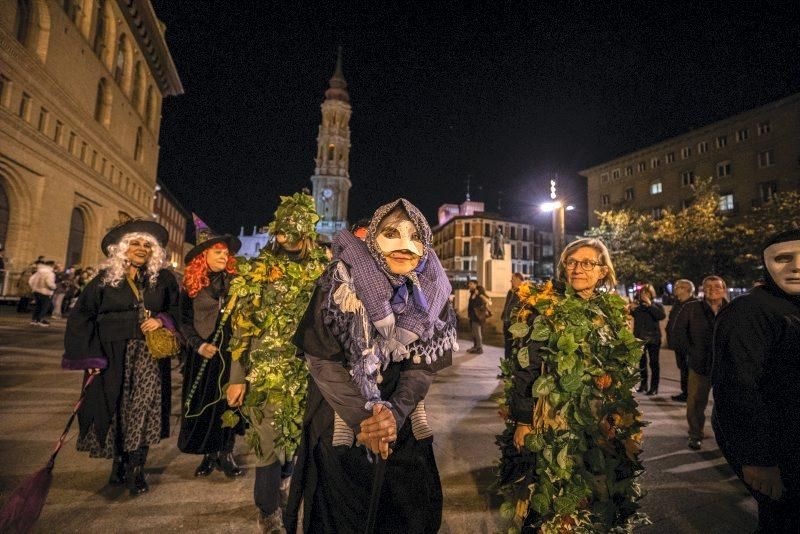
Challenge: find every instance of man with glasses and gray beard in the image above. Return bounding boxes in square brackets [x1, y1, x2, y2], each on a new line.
[665, 279, 697, 402]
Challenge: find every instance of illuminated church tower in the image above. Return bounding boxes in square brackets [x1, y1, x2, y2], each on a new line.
[311, 47, 352, 237]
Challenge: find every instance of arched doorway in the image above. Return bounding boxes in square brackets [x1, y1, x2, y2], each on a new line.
[0, 182, 9, 251]
[65, 208, 85, 267]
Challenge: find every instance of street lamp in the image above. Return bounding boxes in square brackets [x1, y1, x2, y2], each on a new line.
[540, 180, 570, 271]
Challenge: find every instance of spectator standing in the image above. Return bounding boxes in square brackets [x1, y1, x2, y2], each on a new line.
[467, 279, 492, 354]
[676, 275, 728, 450]
[712, 230, 800, 532]
[665, 279, 697, 402]
[630, 283, 666, 395]
[51, 264, 67, 319]
[501, 273, 524, 360]
[28, 260, 56, 326]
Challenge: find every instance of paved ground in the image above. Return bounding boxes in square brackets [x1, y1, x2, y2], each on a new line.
[0, 307, 756, 533]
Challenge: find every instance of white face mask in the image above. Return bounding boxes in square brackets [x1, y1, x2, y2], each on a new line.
[764, 240, 800, 295]
[376, 219, 424, 257]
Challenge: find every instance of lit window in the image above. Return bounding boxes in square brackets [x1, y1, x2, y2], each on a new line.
[681, 171, 695, 187]
[736, 128, 749, 142]
[716, 161, 732, 178]
[716, 135, 727, 148]
[757, 149, 775, 168]
[681, 147, 691, 159]
[697, 141, 708, 154]
[719, 193, 735, 212]
[757, 121, 771, 135]
[650, 181, 663, 195]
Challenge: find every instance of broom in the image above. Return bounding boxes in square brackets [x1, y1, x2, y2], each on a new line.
[0, 373, 96, 533]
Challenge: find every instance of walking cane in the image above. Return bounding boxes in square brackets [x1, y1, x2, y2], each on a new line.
[0, 373, 96, 533]
[364, 454, 387, 534]
[184, 293, 239, 414]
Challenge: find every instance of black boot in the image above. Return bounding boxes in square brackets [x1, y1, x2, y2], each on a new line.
[109, 456, 127, 485]
[636, 382, 647, 393]
[646, 387, 658, 396]
[194, 453, 217, 477]
[217, 451, 243, 478]
[127, 447, 149, 496]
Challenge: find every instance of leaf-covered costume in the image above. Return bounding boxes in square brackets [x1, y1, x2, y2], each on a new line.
[227, 193, 327, 463]
[497, 281, 648, 533]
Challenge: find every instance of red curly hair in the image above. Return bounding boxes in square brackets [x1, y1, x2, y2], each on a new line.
[183, 242, 237, 298]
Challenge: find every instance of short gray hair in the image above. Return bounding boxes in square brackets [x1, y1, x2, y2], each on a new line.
[675, 279, 695, 294]
[557, 238, 617, 291]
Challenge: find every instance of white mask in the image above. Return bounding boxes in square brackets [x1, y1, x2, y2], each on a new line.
[764, 240, 800, 295]
[376, 219, 424, 257]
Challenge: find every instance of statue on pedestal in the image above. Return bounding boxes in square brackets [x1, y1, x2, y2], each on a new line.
[491, 228, 505, 259]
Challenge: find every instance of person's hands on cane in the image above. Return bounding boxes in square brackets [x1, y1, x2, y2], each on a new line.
[197, 342, 218, 359]
[357, 404, 397, 459]
[743, 465, 785, 500]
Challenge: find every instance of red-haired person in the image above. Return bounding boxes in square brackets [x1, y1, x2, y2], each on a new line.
[177, 233, 246, 478]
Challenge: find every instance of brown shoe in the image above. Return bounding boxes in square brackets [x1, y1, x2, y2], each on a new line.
[257, 509, 286, 534]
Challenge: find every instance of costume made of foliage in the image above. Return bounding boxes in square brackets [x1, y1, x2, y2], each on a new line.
[226, 193, 328, 464]
[496, 280, 648, 533]
[285, 198, 458, 533]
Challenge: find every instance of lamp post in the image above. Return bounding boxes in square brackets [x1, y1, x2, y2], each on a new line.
[540, 179, 571, 274]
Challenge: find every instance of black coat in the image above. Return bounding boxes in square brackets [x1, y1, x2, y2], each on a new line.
[178, 271, 243, 454]
[712, 286, 800, 469]
[672, 299, 726, 375]
[665, 296, 696, 351]
[631, 301, 666, 344]
[62, 269, 179, 444]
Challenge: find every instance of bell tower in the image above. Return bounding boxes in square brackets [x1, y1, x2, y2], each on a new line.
[311, 47, 352, 237]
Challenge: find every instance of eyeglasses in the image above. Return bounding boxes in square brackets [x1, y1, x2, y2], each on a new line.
[564, 259, 602, 271]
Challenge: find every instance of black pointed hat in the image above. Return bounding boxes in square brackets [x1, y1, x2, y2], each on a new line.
[101, 218, 169, 256]
[184, 214, 241, 264]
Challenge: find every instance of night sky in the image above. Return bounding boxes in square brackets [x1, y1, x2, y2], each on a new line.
[151, 1, 800, 236]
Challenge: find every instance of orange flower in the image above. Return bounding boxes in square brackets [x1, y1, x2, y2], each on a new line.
[544, 307, 554, 316]
[594, 374, 612, 390]
[517, 282, 532, 299]
[518, 309, 532, 321]
[267, 266, 284, 282]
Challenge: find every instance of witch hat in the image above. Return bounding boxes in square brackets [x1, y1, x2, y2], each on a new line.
[184, 214, 241, 265]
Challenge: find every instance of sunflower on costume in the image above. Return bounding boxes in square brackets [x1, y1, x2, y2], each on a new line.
[496, 276, 649, 533]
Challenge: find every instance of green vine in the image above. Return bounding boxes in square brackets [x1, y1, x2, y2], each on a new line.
[497, 281, 649, 533]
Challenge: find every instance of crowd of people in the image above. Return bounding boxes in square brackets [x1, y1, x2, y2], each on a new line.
[17, 256, 97, 326]
[36, 190, 796, 533]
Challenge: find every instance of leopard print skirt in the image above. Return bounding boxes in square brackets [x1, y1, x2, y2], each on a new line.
[77, 340, 162, 458]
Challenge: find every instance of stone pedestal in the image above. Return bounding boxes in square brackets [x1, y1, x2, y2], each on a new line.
[477, 239, 511, 295]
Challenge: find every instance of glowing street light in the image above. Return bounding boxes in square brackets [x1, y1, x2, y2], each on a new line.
[542, 178, 567, 267]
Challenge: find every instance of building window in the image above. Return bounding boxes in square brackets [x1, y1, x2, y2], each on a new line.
[68, 132, 76, 154]
[719, 193, 735, 212]
[510, 226, 516, 240]
[145, 85, 157, 130]
[95, 78, 112, 127]
[716, 161, 732, 178]
[463, 242, 470, 256]
[19, 91, 32, 121]
[651, 157, 660, 169]
[600, 173, 609, 184]
[80, 141, 87, 161]
[484, 223, 490, 237]
[650, 181, 663, 195]
[54, 120, 63, 144]
[716, 135, 727, 148]
[757, 121, 771, 135]
[511, 244, 516, 259]
[758, 149, 775, 168]
[522, 264, 528, 275]
[759, 181, 778, 203]
[134, 127, 143, 161]
[522, 228, 528, 241]
[462, 260, 470, 271]
[14, 0, 33, 46]
[37, 107, 48, 133]
[637, 161, 646, 172]
[697, 141, 708, 154]
[681, 198, 693, 210]
[463, 222, 470, 237]
[612, 169, 620, 180]
[101, 157, 107, 176]
[652, 207, 663, 220]
[681, 170, 695, 187]
[625, 187, 634, 200]
[625, 166, 633, 176]
[522, 246, 528, 260]
[681, 147, 691, 159]
[0, 74, 11, 108]
[91, 150, 98, 169]
[114, 35, 129, 86]
[601, 194, 610, 207]
[666, 152, 675, 163]
[736, 128, 749, 142]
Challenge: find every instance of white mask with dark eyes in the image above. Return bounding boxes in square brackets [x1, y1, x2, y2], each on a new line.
[376, 219, 424, 257]
[764, 240, 800, 295]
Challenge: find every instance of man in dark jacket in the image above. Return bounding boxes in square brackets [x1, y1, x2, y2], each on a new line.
[501, 273, 524, 360]
[630, 284, 666, 395]
[674, 275, 727, 450]
[712, 230, 800, 533]
[665, 279, 697, 402]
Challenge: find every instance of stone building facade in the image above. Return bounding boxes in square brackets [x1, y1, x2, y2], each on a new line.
[0, 0, 181, 289]
[153, 181, 188, 272]
[310, 48, 351, 238]
[580, 92, 800, 227]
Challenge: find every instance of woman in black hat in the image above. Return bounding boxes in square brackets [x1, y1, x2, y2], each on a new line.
[177, 227, 246, 479]
[62, 220, 179, 496]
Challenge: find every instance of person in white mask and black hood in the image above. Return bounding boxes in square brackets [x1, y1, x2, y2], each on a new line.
[712, 229, 800, 533]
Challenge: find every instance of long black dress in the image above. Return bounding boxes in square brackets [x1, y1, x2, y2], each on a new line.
[285, 279, 452, 534]
[178, 271, 244, 454]
[62, 269, 178, 457]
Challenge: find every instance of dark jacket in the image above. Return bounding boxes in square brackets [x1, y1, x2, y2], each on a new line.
[509, 309, 544, 424]
[501, 288, 520, 326]
[665, 296, 696, 351]
[674, 299, 727, 376]
[468, 286, 490, 324]
[712, 286, 800, 467]
[631, 301, 666, 344]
